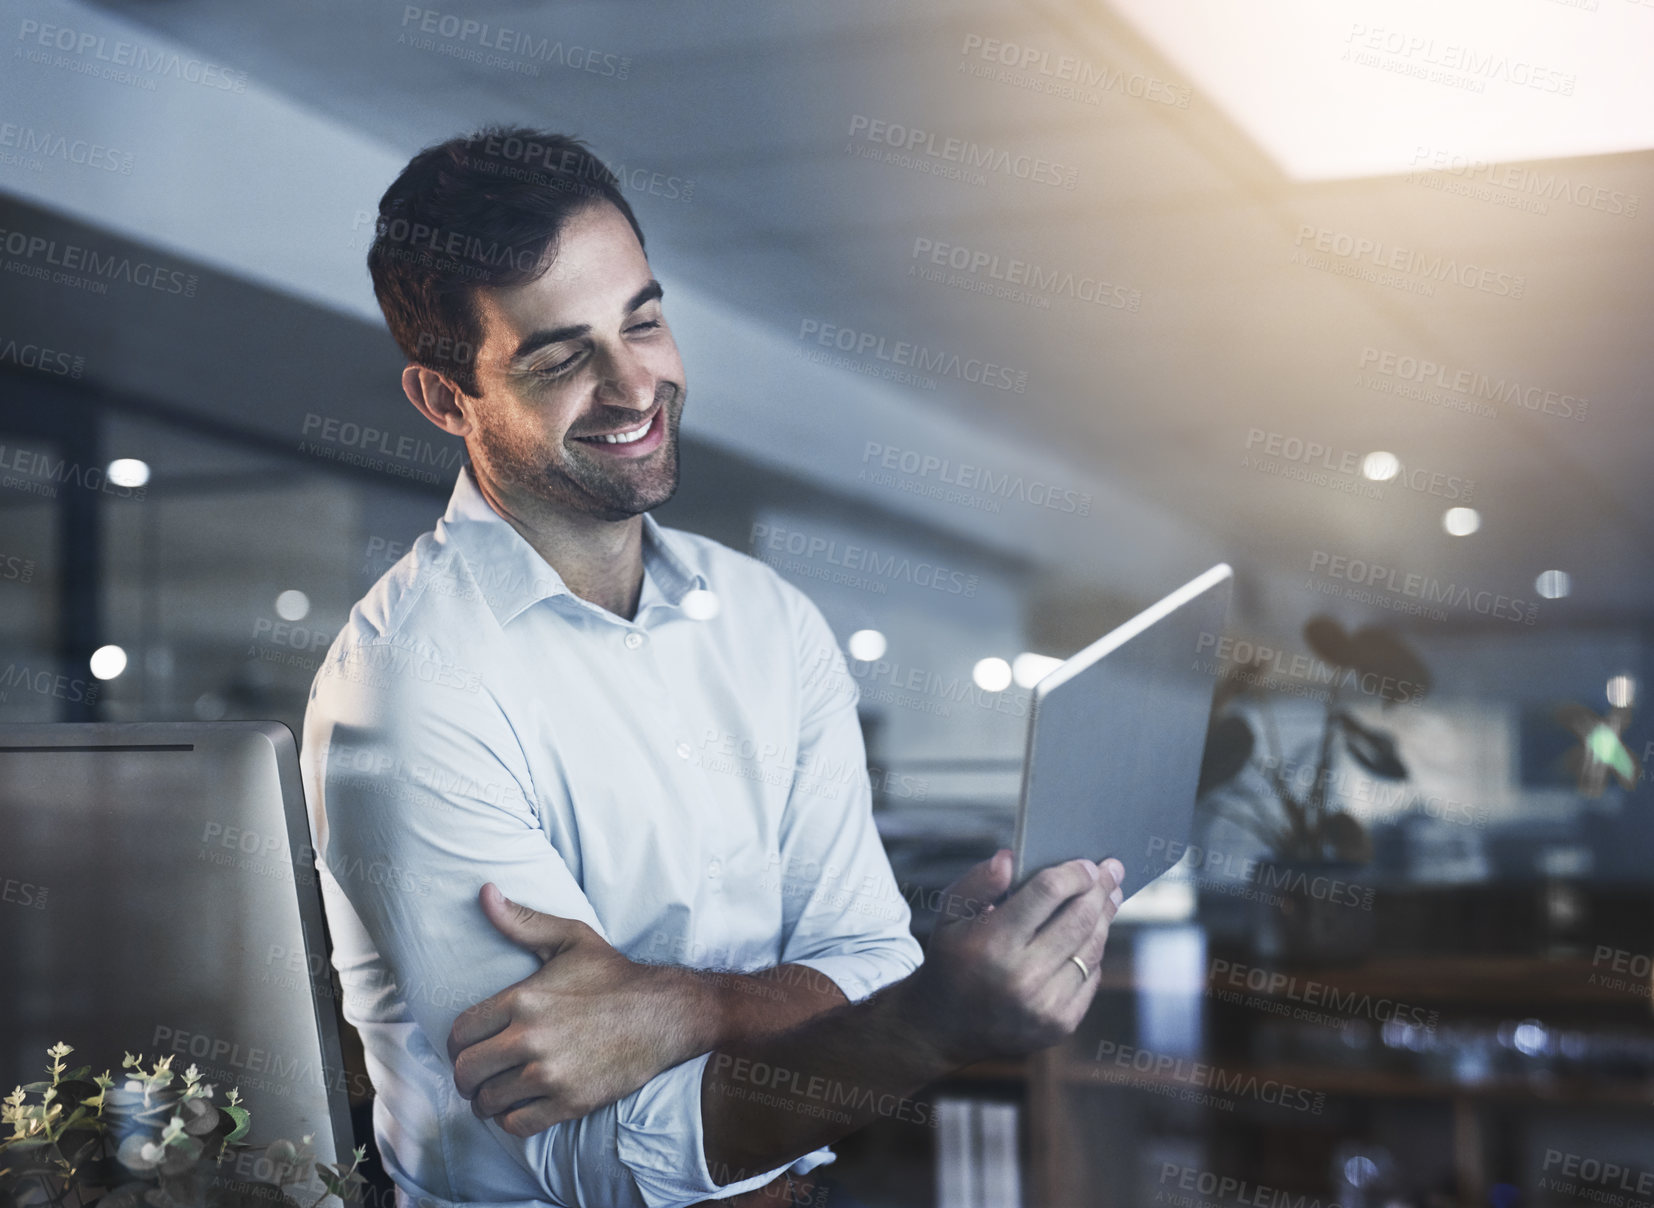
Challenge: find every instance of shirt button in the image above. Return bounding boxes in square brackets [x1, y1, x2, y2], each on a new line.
[624, 632, 644, 650]
[675, 741, 692, 760]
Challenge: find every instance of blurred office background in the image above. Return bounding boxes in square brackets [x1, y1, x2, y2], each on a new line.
[1, 0, 1652, 1205]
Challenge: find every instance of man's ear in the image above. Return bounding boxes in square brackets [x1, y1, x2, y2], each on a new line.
[402, 364, 474, 437]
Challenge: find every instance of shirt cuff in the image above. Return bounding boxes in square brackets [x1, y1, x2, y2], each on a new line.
[616, 1052, 793, 1208]
[788, 950, 917, 1005]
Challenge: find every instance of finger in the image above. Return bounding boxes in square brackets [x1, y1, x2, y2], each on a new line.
[933, 849, 1012, 929]
[447, 993, 513, 1067]
[479, 884, 584, 961]
[1025, 879, 1110, 977]
[449, 1020, 525, 1099]
[994, 859, 1099, 942]
[469, 1061, 537, 1119]
[1055, 884, 1124, 1015]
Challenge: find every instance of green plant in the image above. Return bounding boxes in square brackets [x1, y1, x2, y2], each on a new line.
[1, 1044, 366, 1208]
[1197, 616, 1432, 863]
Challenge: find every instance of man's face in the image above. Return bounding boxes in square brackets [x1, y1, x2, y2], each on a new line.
[463, 201, 685, 521]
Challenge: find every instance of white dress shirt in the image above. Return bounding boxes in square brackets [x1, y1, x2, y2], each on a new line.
[300, 464, 923, 1208]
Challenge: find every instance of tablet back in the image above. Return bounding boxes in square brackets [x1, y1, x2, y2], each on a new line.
[1012, 564, 1232, 897]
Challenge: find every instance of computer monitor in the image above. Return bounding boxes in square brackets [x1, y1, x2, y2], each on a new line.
[0, 721, 352, 1177]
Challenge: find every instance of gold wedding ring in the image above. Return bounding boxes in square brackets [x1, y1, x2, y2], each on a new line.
[1069, 953, 1090, 980]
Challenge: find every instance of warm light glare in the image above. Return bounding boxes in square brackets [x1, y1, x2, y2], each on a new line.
[1107, 0, 1654, 180]
[973, 657, 1013, 692]
[106, 458, 150, 488]
[275, 589, 310, 621]
[1607, 674, 1636, 710]
[1361, 451, 1399, 482]
[1535, 570, 1570, 600]
[1443, 507, 1480, 536]
[1012, 652, 1063, 689]
[847, 629, 887, 661]
[89, 645, 127, 680]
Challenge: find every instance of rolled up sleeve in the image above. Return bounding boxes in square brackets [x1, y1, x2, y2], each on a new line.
[303, 637, 791, 1208]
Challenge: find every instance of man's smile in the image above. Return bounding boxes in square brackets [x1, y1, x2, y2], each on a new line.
[570, 406, 666, 457]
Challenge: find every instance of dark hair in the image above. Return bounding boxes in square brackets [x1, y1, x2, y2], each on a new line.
[367, 126, 647, 397]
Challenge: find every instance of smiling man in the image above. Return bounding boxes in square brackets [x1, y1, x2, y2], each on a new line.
[300, 127, 1124, 1208]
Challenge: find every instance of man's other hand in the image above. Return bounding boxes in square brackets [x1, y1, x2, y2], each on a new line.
[447, 883, 690, 1136]
[901, 850, 1124, 1065]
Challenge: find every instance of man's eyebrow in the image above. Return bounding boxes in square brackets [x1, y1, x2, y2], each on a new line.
[508, 279, 665, 364]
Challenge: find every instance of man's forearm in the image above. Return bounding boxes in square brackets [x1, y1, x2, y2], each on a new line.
[654, 962, 851, 1064]
[699, 973, 960, 1184]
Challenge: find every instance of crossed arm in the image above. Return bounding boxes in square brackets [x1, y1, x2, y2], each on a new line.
[448, 850, 1124, 1188]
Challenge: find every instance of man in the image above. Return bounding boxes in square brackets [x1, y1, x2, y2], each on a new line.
[300, 126, 1124, 1208]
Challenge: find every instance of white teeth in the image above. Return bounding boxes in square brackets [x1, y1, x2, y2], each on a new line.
[591, 418, 652, 444]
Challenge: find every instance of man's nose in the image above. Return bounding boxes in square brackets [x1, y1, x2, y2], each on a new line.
[593, 342, 656, 409]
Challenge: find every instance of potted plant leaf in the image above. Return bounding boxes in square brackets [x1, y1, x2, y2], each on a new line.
[1, 1044, 366, 1208]
[1196, 616, 1432, 961]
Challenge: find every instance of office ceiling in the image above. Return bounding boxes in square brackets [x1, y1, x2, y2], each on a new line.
[51, 0, 1654, 626]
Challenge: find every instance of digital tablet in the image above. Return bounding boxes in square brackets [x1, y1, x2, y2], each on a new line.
[1010, 564, 1233, 898]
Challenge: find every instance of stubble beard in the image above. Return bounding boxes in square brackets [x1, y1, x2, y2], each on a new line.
[482, 385, 684, 523]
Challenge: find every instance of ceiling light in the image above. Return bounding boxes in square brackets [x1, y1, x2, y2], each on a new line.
[1012, 652, 1063, 689]
[1107, 0, 1654, 179]
[90, 645, 127, 680]
[106, 458, 150, 488]
[1535, 570, 1570, 599]
[1361, 451, 1400, 482]
[973, 657, 1013, 692]
[847, 629, 887, 661]
[1443, 507, 1480, 536]
[275, 590, 310, 621]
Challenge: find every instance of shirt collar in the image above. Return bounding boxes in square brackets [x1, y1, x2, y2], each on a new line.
[437, 464, 706, 628]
